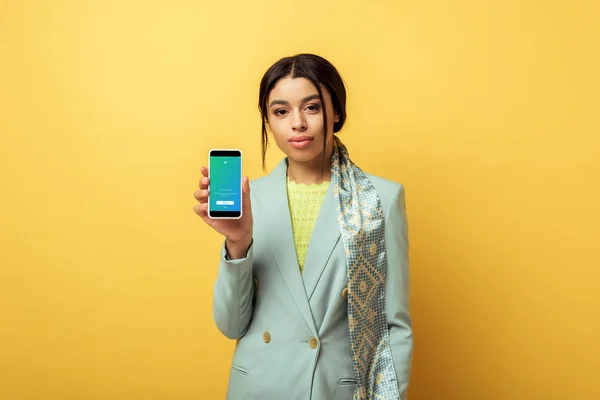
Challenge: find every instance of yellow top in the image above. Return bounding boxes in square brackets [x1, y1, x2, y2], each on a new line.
[286, 177, 330, 274]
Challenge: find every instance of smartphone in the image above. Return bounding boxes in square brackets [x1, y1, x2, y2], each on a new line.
[208, 149, 242, 219]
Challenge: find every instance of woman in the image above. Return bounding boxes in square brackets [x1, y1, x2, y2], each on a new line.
[193, 54, 413, 400]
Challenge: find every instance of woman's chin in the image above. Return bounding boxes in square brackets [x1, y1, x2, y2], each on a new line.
[285, 149, 322, 164]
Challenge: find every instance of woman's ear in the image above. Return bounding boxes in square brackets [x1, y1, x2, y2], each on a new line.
[334, 113, 340, 123]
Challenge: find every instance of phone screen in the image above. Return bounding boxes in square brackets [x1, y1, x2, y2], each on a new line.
[209, 150, 242, 218]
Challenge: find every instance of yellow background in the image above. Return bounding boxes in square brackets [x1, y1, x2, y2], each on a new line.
[1, 0, 598, 398]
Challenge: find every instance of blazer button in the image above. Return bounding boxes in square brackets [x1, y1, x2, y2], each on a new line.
[263, 331, 271, 343]
[254, 278, 259, 291]
[309, 337, 318, 349]
[341, 287, 348, 299]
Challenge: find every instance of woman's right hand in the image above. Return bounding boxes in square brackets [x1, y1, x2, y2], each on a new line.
[193, 166, 254, 259]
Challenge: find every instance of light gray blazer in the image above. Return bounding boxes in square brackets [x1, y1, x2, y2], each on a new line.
[212, 159, 413, 400]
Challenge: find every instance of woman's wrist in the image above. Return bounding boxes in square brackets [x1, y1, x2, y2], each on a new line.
[225, 236, 253, 260]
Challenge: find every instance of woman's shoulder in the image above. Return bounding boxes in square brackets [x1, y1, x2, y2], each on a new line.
[364, 172, 406, 214]
[248, 174, 270, 190]
[248, 159, 286, 194]
[248, 166, 405, 213]
[365, 172, 403, 192]
[247, 175, 271, 204]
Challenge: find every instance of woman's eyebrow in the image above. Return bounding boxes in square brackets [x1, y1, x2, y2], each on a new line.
[269, 94, 320, 107]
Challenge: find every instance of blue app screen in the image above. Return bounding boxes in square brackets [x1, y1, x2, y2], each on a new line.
[210, 155, 241, 212]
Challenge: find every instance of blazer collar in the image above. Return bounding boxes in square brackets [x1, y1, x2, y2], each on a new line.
[263, 159, 341, 332]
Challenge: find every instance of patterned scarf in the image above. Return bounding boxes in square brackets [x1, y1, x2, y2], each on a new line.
[330, 136, 400, 400]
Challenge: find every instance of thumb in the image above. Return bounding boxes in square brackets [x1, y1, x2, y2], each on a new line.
[242, 176, 251, 211]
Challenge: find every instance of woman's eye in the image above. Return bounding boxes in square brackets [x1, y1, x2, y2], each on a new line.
[274, 109, 288, 116]
[305, 104, 321, 112]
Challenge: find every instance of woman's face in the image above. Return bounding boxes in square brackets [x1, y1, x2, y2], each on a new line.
[266, 77, 339, 164]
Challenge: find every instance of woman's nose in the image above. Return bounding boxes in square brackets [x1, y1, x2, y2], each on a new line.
[292, 113, 307, 131]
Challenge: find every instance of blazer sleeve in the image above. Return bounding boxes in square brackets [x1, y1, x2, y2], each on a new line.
[385, 183, 414, 399]
[212, 240, 255, 340]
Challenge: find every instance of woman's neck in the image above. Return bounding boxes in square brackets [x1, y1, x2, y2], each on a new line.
[287, 156, 332, 185]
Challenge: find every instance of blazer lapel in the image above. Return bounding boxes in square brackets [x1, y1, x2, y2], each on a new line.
[302, 182, 342, 301]
[264, 159, 318, 336]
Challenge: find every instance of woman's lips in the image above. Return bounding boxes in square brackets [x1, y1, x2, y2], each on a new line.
[289, 136, 313, 149]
